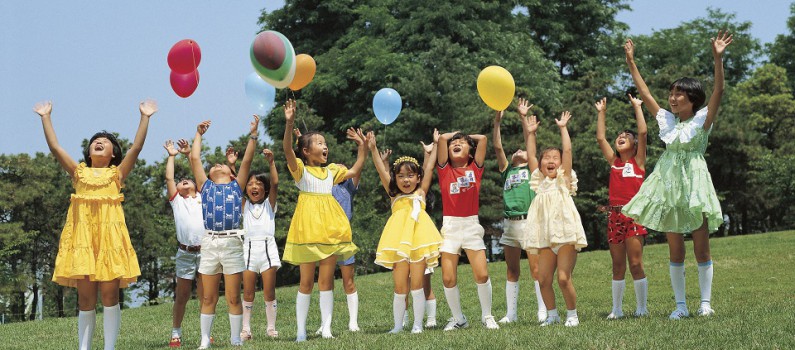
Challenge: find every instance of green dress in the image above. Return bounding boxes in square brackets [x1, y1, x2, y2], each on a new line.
[622, 107, 723, 233]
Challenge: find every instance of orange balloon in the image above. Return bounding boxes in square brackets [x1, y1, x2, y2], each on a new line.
[289, 54, 317, 91]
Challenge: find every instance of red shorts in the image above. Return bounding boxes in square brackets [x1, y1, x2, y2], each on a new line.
[607, 208, 647, 244]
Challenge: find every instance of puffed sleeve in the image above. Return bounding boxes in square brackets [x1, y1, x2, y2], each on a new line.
[529, 168, 543, 192]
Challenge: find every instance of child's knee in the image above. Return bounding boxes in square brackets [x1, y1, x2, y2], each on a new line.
[474, 271, 489, 284]
[557, 274, 572, 289]
[442, 274, 457, 288]
[343, 278, 357, 294]
[226, 293, 241, 307]
[243, 290, 256, 302]
[202, 294, 219, 306]
[628, 260, 644, 276]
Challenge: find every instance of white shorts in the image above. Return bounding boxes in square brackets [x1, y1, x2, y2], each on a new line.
[175, 248, 201, 280]
[243, 237, 282, 273]
[425, 267, 434, 275]
[499, 217, 529, 249]
[198, 235, 245, 275]
[439, 215, 486, 254]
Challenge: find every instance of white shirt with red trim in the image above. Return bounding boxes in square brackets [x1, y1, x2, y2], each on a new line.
[170, 193, 204, 246]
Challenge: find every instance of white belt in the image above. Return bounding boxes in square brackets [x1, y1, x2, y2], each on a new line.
[246, 235, 274, 241]
[206, 229, 244, 237]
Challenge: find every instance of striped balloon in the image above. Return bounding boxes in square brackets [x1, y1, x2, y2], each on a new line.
[250, 31, 296, 89]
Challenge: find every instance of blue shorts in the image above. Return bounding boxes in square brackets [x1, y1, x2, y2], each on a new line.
[338, 255, 355, 266]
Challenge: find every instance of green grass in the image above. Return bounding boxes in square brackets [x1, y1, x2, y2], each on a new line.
[2, 231, 794, 349]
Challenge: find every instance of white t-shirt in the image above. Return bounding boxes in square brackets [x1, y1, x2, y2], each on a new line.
[243, 201, 277, 240]
[170, 194, 204, 246]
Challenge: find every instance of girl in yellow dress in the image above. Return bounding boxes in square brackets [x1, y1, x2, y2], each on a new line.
[34, 99, 157, 350]
[366, 129, 443, 334]
[280, 99, 368, 341]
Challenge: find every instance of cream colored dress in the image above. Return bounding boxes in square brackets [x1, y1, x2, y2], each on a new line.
[525, 168, 587, 251]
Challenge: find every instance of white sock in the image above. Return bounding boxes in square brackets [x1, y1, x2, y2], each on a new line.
[611, 279, 625, 314]
[411, 289, 425, 330]
[392, 293, 407, 331]
[171, 327, 182, 338]
[347, 292, 359, 329]
[505, 281, 518, 319]
[698, 261, 713, 307]
[242, 300, 253, 332]
[547, 308, 559, 319]
[443, 286, 465, 322]
[319, 290, 334, 333]
[200, 314, 215, 348]
[669, 262, 687, 309]
[103, 304, 120, 350]
[265, 300, 277, 331]
[634, 278, 648, 312]
[229, 314, 243, 344]
[476, 279, 493, 319]
[566, 309, 578, 318]
[295, 292, 310, 339]
[78, 309, 96, 350]
[426, 299, 437, 320]
[534, 280, 546, 313]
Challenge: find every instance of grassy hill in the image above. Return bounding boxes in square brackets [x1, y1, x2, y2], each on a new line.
[2, 231, 793, 349]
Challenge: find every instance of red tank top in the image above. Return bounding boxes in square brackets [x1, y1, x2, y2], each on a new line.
[609, 157, 644, 205]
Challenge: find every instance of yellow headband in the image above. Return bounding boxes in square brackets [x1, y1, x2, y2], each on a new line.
[393, 156, 419, 168]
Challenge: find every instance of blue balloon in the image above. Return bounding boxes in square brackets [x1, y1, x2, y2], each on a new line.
[373, 88, 402, 125]
[244, 72, 276, 115]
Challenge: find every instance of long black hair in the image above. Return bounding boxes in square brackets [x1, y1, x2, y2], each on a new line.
[670, 77, 706, 114]
[388, 158, 423, 197]
[83, 131, 122, 167]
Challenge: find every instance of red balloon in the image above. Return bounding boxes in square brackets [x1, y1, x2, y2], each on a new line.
[252, 32, 285, 70]
[168, 39, 202, 74]
[170, 70, 200, 98]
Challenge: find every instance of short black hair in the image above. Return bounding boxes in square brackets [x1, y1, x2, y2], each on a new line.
[539, 147, 562, 159]
[670, 77, 706, 114]
[83, 131, 122, 167]
[245, 173, 270, 204]
[388, 159, 423, 197]
[447, 132, 476, 159]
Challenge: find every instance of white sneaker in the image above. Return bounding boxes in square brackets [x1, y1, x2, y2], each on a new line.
[411, 325, 423, 334]
[669, 307, 690, 320]
[425, 316, 437, 328]
[443, 316, 469, 331]
[314, 327, 322, 335]
[388, 327, 401, 334]
[230, 339, 243, 346]
[540, 314, 561, 327]
[564, 315, 579, 327]
[697, 304, 715, 317]
[482, 315, 499, 330]
[634, 309, 649, 317]
[295, 333, 307, 342]
[607, 310, 624, 319]
[498, 315, 516, 324]
[537, 310, 548, 323]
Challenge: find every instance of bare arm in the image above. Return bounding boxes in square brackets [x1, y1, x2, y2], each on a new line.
[225, 147, 238, 175]
[471, 134, 488, 167]
[492, 110, 509, 172]
[594, 97, 616, 163]
[420, 128, 439, 193]
[367, 131, 392, 193]
[191, 121, 211, 190]
[282, 100, 299, 174]
[164, 140, 179, 198]
[263, 149, 279, 209]
[437, 132, 455, 167]
[624, 39, 660, 116]
[556, 111, 573, 176]
[521, 113, 540, 172]
[342, 128, 369, 181]
[629, 94, 648, 169]
[33, 101, 78, 176]
[705, 30, 733, 130]
[236, 115, 260, 189]
[119, 100, 157, 181]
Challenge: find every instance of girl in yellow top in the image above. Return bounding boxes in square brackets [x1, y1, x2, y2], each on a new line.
[281, 99, 368, 341]
[366, 130, 443, 334]
[34, 99, 157, 350]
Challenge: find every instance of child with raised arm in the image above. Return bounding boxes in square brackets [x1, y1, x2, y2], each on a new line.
[595, 95, 649, 319]
[239, 149, 280, 340]
[164, 139, 205, 348]
[621, 31, 732, 320]
[190, 116, 259, 349]
[367, 129, 443, 334]
[436, 130, 499, 330]
[492, 98, 546, 324]
[281, 99, 367, 341]
[524, 111, 588, 327]
[34, 99, 157, 350]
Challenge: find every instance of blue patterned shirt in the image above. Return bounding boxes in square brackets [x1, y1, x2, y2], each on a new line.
[331, 178, 358, 221]
[201, 180, 243, 231]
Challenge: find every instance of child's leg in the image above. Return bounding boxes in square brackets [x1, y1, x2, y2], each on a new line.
[261, 267, 278, 335]
[99, 279, 121, 350]
[241, 270, 258, 337]
[423, 273, 437, 327]
[526, 251, 546, 321]
[441, 252, 467, 328]
[608, 242, 627, 318]
[199, 273, 221, 347]
[555, 245, 579, 326]
[537, 248, 559, 325]
[390, 261, 410, 333]
[295, 263, 316, 341]
[465, 248, 497, 328]
[625, 236, 648, 315]
[692, 219, 714, 316]
[409, 261, 427, 333]
[666, 233, 689, 319]
[172, 277, 192, 337]
[501, 245, 521, 323]
[224, 273, 243, 345]
[76, 278, 98, 350]
[339, 263, 359, 331]
[317, 256, 337, 338]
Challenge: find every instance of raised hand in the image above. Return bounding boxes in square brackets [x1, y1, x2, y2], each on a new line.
[380, 148, 392, 163]
[517, 98, 533, 117]
[711, 30, 733, 57]
[628, 93, 643, 108]
[226, 147, 239, 165]
[366, 131, 377, 150]
[494, 110, 504, 123]
[139, 99, 158, 117]
[555, 111, 572, 128]
[624, 38, 636, 63]
[346, 127, 365, 146]
[33, 101, 52, 117]
[522, 114, 540, 133]
[197, 120, 211, 135]
[433, 128, 440, 144]
[595, 97, 607, 112]
[249, 115, 260, 136]
[176, 139, 190, 155]
[262, 148, 274, 163]
[164, 140, 179, 156]
[284, 99, 296, 122]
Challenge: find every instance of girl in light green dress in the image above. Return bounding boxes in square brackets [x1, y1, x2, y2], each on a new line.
[621, 31, 733, 320]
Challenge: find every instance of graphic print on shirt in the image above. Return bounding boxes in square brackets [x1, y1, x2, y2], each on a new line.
[451, 170, 476, 195]
[613, 162, 643, 179]
[504, 169, 530, 191]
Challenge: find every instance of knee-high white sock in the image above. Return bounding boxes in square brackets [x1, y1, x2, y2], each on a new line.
[78, 309, 96, 350]
[410, 289, 425, 330]
[634, 278, 648, 313]
[476, 279, 493, 319]
[200, 314, 215, 348]
[426, 299, 437, 319]
[505, 280, 518, 319]
[229, 313, 242, 344]
[242, 300, 253, 333]
[319, 290, 334, 334]
[443, 286, 465, 322]
[295, 292, 310, 339]
[534, 280, 546, 313]
[392, 293, 407, 332]
[346, 292, 359, 330]
[611, 279, 625, 314]
[265, 300, 277, 331]
[698, 261, 713, 306]
[669, 262, 687, 309]
[103, 304, 120, 350]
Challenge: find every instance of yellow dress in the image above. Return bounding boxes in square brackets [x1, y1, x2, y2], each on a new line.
[282, 159, 358, 264]
[52, 163, 140, 288]
[375, 194, 442, 270]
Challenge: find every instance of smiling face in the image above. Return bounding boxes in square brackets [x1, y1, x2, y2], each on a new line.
[395, 164, 421, 194]
[510, 149, 528, 166]
[539, 148, 562, 178]
[176, 178, 197, 197]
[302, 134, 328, 166]
[614, 130, 637, 155]
[668, 88, 694, 116]
[246, 174, 269, 203]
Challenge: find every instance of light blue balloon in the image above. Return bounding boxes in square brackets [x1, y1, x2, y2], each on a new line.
[244, 72, 276, 115]
[373, 88, 402, 125]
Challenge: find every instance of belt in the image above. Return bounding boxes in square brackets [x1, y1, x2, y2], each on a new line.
[506, 214, 527, 221]
[246, 236, 273, 241]
[206, 229, 244, 237]
[607, 205, 624, 211]
[178, 243, 201, 253]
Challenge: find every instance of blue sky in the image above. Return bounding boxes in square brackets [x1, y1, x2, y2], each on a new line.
[1, 0, 790, 163]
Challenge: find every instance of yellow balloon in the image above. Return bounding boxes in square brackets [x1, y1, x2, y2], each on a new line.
[289, 54, 317, 91]
[477, 66, 515, 111]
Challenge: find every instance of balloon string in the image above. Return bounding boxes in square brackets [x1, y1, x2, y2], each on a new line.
[383, 124, 387, 149]
[290, 89, 307, 132]
[190, 41, 199, 85]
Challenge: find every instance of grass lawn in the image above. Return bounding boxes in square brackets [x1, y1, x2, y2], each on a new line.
[2, 231, 793, 349]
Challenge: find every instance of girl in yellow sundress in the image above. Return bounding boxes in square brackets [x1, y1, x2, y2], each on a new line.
[366, 129, 443, 335]
[280, 99, 368, 341]
[34, 99, 157, 350]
